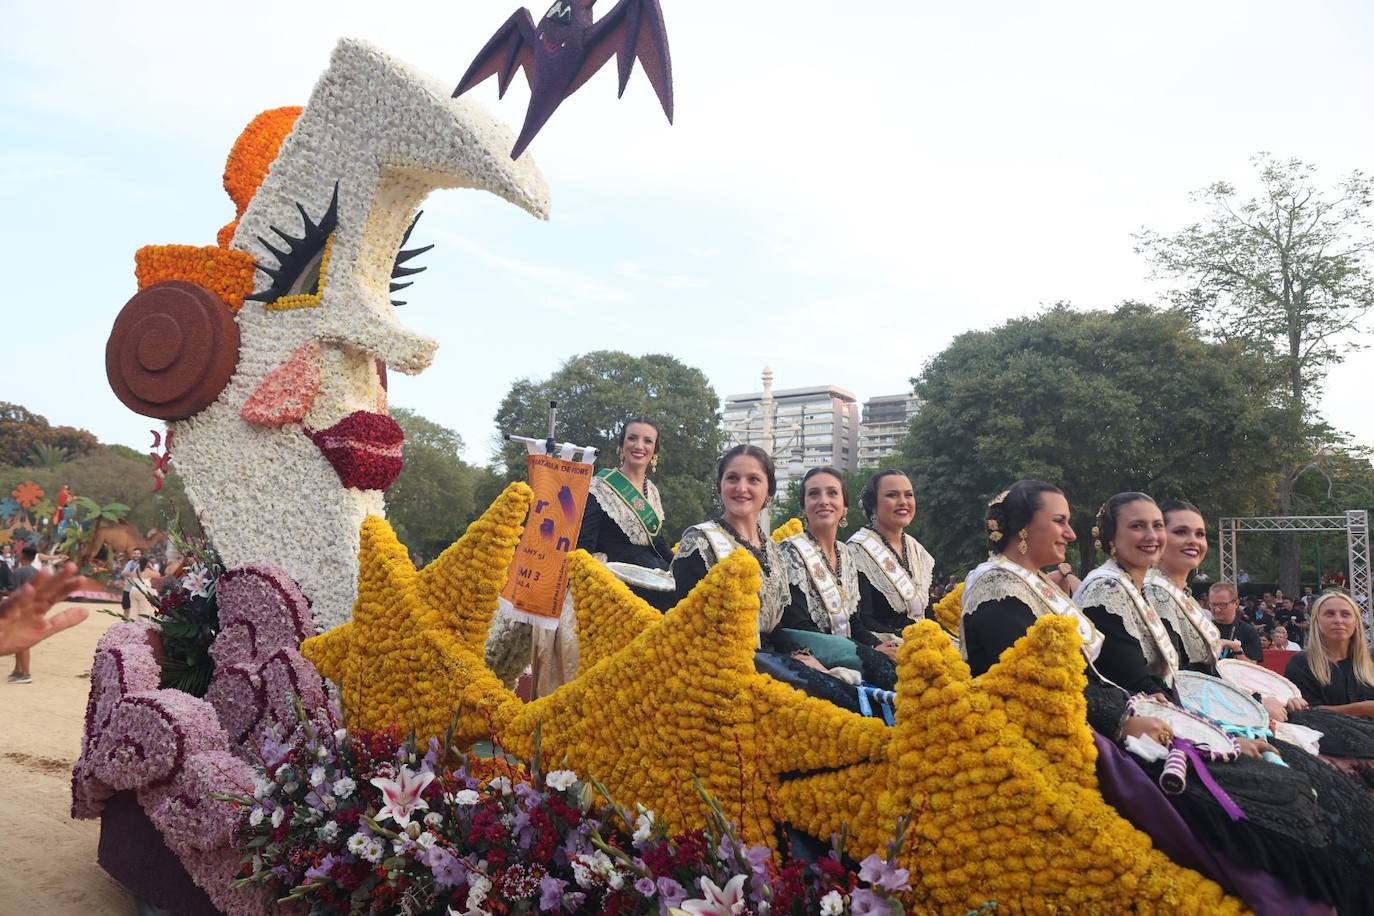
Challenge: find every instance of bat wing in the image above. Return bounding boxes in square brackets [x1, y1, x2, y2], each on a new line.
[568, 0, 673, 122]
[454, 9, 540, 99]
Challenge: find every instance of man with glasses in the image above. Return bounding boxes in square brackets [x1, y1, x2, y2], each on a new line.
[1208, 582, 1263, 662]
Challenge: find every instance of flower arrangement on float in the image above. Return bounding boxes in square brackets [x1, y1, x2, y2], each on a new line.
[930, 582, 963, 637]
[224, 704, 913, 916]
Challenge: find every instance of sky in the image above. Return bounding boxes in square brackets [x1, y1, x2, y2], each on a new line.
[2, 0, 1371, 465]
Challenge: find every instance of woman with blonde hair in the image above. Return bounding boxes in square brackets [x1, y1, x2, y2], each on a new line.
[1285, 592, 1374, 718]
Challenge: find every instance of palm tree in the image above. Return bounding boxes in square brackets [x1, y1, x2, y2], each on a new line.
[75, 497, 131, 566]
[28, 442, 72, 469]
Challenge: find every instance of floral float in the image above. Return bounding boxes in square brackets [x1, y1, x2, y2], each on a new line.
[78, 29, 1249, 916]
[104, 38, 548, 629]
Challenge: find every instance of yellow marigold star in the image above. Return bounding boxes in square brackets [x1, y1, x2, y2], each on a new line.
[870, 617, 1244, 913]
[770, 517, 802, 543]
[930, 581, 963, 637]
[565, 550, 661, 671]
[423, 548, 889, 846]
[301, 482, 531, 741]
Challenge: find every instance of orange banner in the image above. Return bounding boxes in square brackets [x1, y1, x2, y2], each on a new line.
[500, 452, 594, 626]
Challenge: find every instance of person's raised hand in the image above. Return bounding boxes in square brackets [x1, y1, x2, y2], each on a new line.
[0, 562, 95, 655]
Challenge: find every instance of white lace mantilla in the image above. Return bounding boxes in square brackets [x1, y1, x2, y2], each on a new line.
[1144, 570, 1221, 668]
[1074, 561, 1178, 683]
[676, 523, 787, 635]
[588, 476, 664, 547]
[781, 536, 860, 635]
[847, 529, 934, 619]
[961, 556, 1104, 662]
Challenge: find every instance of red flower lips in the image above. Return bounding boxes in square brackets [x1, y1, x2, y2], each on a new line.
[306, 411, 404, 491]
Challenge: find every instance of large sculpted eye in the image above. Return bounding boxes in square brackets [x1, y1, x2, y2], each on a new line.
[246, 182, 340, 310]
[389, 211, 433, 307]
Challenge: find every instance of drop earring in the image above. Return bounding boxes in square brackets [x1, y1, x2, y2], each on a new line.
[650, 454, 659, 473]
[1017, 529, 1029, 556]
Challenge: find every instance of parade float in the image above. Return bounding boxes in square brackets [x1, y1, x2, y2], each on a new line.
[73, 16, 1244, 915]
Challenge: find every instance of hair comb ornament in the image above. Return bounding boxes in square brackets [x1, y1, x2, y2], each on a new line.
[986, 518, 1004, 542]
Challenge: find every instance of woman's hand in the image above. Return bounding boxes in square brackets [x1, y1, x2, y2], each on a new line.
[1285, 696, 1309, 713]
[1218, 639, 1243, 653]
[875, 642, 899, 661]
[1120, 715, 1173, 746]
[792, 652, 828, 673]
[1261, 696, 1288, 724]
[1237, 737, 1279, 759]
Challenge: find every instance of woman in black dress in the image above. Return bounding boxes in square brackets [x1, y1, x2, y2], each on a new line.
[965, 482, 1371, 913]
[773, 467, 898, 690]
[1286, 592, 1374, 718]
[1151, 500, 1374, 789]
[671, 446, 860, 711]
[576, 417, 673, 610]
[848, 470, 935, 640]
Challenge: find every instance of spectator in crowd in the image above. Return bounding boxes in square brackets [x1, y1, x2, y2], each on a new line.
[1334, 571, 1349, 588]
[1300, 586, 1317, 609]
[8, 546, 42, 682]
[1259, 633, 1273, 651]
[0, 561, 89, 657]
[1237, 568, 1250, 584]
[1289, 601, 1310, 646]
[1209, 582, 1263, 662]
[1254, 602, 1276, 632]
[0, 543, 14, 569]
[1271, 626, 1300, 651]
[119, 547, 144, 622]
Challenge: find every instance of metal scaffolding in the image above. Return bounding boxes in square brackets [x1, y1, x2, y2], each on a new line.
[1216, 511, 1371, 615]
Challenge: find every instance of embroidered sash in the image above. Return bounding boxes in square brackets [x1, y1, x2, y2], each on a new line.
[1078, 561, 1180, 685]
[696, 521, 736, 564]
[595, 468, 662, 537]
[1145, 569, 1222, 664]
[785, 533, 850, 637]
[849, 528, 921, 615]
[963, 554, 1105, 660]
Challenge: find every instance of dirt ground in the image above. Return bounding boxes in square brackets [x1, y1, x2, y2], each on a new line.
[0, 606, 134, 915]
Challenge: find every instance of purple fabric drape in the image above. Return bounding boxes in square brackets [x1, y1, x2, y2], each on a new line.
[1092, 729, 1332, 916]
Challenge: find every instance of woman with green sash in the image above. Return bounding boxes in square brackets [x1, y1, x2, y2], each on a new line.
[577, 417, 674, 610]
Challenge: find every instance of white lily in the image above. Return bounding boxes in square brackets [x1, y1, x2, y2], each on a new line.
[369, 765, 435, 828]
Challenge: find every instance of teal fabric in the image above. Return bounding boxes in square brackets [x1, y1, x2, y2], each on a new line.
[777, 628, 863, 670]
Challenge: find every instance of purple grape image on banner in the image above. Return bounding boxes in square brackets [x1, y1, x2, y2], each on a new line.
[454, 0, 673, 159]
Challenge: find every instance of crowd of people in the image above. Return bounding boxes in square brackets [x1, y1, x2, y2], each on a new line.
[579, 417, 1374, 912]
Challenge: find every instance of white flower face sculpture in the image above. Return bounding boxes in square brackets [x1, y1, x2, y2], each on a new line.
[111, 39, 548, 628]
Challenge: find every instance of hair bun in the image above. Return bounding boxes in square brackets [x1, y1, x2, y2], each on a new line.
[106, 281, 241, 420]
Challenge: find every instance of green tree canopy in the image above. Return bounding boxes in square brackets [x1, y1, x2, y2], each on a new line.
[0, 402, 98, 466]
[493, 351, 723, 542]
[386, 408, 482, 565]
[1135, 154, 1374, 592]
[895, 303, 1289, 576]
[0, 446, 193, 537]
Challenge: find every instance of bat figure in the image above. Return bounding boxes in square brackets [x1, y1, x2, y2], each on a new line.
[454, 0, 673, 159]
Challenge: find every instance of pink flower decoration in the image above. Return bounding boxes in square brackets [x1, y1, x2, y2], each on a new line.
[369, 765, 436, 828]
[679, 875, 750, 915]
[239, 339, 322, 427]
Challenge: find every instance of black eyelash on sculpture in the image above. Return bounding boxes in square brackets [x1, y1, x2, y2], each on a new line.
[389, 211, 434, 307]
[246, 182, 341, 303]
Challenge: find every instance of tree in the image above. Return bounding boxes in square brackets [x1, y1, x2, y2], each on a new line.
[0, 402, 98, 466]
[1136, 154, 1374, 592]
[386, 408, 481, 564]
[0, 446, 192, 540]
[492, 351, 723, 542]
[28, 443, 72, 469]
[895, 304, 1289, 576]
